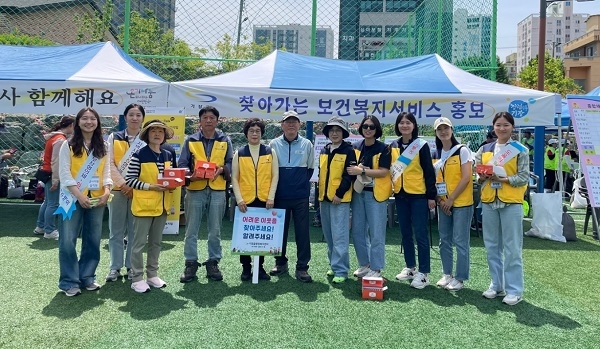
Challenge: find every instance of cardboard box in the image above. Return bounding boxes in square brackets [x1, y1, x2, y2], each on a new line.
[361, 277, 387, 301]
[194, 161, 217, 179]
[158, 177, 184, 189]
[164, 168, 186, 181]
[476, 164, 493, 175]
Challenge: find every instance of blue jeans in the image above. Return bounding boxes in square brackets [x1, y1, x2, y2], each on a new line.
[320, 201, 350, 277]
[183, 188, 226, 262]
[107, 190, 134, 271]
[396, 196, 430, 273]
[36, 179, 60, 233]
[351, 191, 387, 271]
[58, 203, 105, 291]
[438, 205, 473, 281]
[482, 203, 524, 296]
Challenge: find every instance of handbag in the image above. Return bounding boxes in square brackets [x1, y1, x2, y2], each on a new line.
[34, 168, 52, 183]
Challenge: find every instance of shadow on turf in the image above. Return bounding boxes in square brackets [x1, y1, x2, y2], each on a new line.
[338, 280, 581, 330]
[176, 273, 330, 307]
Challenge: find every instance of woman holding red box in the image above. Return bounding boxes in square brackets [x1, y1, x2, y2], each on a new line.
[125, 120, 175, 293]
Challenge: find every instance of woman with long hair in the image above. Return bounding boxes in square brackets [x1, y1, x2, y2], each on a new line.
[34, 115, 75, 240]
[390, 112, 437, 289]
[432, 117, 473, 291]
[347, 115, 392, 279]
[105, 104, 145, 283]
[57, 107, 112, 297]
[475, 111, 529, 305]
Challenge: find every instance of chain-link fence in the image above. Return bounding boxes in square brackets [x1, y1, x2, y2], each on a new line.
[1, 0, 497, 172]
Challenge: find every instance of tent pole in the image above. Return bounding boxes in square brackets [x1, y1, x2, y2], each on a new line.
[534, 126, 545, 192]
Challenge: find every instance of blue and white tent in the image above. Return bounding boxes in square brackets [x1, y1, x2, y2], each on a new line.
[169, 50, 559, 126]
[0, 42, 169, 114]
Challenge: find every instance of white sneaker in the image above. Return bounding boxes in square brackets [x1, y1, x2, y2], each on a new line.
[445, 278, 464, 291]
[364, 270, 381, 278]
[396, 267, 416, 281]
[482, 288, 506, 299]
[131, 280, 150, 293]
[353, 266, 371, 278]
[502, 294, 522, 305]
[43, 230, 59, 240]
[33, 227, 44, 235]
[147, 277, 167, 288]
[410, 272, 430, 289]
[436, 274, 453, 287]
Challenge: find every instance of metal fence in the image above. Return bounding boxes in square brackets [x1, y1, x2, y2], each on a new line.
[0, 0, 495, 171]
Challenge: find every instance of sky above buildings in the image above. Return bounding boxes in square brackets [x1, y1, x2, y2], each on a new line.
[497, 0, 598, 61]
[174, 0, 599, 62]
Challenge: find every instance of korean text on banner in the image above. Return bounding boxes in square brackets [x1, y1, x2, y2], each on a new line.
[231, 207, 285, 256]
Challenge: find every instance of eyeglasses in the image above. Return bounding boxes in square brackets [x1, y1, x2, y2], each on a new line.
[361, 124, 376, 130]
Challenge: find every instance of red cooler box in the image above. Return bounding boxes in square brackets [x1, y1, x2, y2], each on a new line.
[164, 168, 186, 181]
[361, 277, 388, 301]
[193, 161, 217, 179]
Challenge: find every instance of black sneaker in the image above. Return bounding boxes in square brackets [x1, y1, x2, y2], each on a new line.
[179, 260, 198, 283]
[203, 260, 223, 281]
[312, 219, 322, 227]
[295, 270, 313, 283]
[258, 267, 271, 281]
[269, 263, 288, 276]
[240, 266, 252, 281]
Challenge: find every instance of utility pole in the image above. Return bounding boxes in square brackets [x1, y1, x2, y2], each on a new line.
[236, 0, 245, 47]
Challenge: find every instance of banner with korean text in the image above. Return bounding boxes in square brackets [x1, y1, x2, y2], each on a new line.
[231, 207, 285, 256]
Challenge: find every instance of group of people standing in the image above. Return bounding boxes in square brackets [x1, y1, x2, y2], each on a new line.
[317, 111, 528, 306]
[35, 103, 529, 306]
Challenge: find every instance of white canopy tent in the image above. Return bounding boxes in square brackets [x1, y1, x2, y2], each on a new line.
[169, 51, 560, 125]
[0, 42, 169, 114]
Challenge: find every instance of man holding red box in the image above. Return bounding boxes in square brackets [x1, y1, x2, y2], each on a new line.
[178, 106, 233, 283]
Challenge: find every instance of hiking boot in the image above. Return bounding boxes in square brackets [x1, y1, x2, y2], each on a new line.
[295, 270, 313, 283]
[240, 265, 252, 282]
[269, 263, 288, 276]
[179, 260, 198, 283]
[203, 260, 223, 281]
[258, 267, 271, 281]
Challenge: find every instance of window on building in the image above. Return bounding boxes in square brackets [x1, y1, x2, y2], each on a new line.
[360, 0, 384, 12]
[588, 47, 594, 56]
[556, 28, 561, 35]
[386, 0, 418, 12]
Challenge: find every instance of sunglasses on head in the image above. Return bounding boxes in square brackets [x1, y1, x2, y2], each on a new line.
[361, 124, 376, 130]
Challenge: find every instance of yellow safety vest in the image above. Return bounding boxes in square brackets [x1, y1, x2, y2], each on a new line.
[237, 145, 273, 204]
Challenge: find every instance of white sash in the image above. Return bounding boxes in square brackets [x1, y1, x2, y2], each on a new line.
[433, 144, 463, 176]
[484, 141, 527, 177]
[118, 136, 146, 175]
[55, 152, 103, 219]
[391, 138, 427, 183]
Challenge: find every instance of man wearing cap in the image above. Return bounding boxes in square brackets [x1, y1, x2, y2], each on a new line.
[544, 138, 559, 191]
[178, 105, 233, 283]
[268, 110, 315, 283]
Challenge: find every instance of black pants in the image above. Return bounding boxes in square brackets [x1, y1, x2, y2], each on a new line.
[544, 169, 556, 190]
[274, 197, 311, 271]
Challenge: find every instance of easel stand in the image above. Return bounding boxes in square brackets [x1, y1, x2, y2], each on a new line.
[252, 255, 260, 284]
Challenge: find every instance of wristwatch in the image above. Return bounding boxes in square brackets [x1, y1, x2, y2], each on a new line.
[361, 168, 366, 176]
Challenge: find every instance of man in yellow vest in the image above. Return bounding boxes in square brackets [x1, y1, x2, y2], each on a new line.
[178, 106, 233, 283]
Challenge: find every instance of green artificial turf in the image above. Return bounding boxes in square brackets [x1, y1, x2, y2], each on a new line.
[0, 201, 599, 349]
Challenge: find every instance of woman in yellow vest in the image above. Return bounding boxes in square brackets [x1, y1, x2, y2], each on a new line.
[346, 115, 392, 279]
[58, 107, 112, 297]
[319, 116, 356, 284]
[105, 103, 145, 283]
[125, 120, 175, 293]
[231, 118, 279, 281]
[390, 112, 437, 289]
[544, 138, 558, 191]
[432, 117, 473, 291]
[474, 112, 529, 306]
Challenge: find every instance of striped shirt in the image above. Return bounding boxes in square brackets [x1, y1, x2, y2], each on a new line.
[125, 150, 166, 191]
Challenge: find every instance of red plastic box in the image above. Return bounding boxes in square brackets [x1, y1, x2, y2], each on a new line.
[361, 277, 387, 301]
[476, 164, 493, 175]
[193, 161, 217, 179]
[158, 177, 184, 189]
[164, 168, 186, 181]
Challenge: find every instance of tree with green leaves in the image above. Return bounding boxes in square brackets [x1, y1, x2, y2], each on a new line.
[517, 54, 584, 96]
[117, 10, 210, 81]
[0, 30, 55, 46]
[76, 0, 114, 43]
[213, 34, 274, 74]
